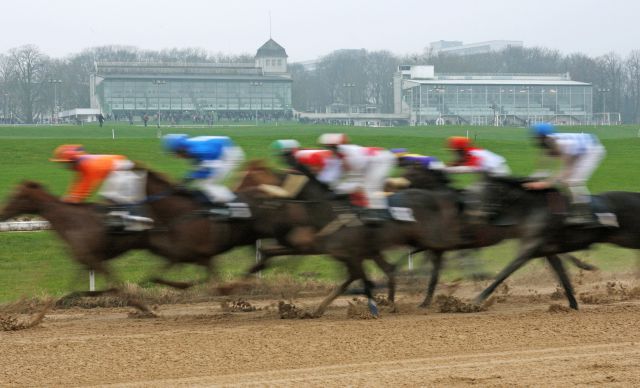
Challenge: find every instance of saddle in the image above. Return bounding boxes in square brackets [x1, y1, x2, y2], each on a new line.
[545, 192, 618, 228]
[97, 204, 154, 234]
[201, 202, 252, 220]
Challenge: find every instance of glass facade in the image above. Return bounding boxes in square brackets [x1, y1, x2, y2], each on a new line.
[405, 83, 593, 124]
[99, 79, 292, 114]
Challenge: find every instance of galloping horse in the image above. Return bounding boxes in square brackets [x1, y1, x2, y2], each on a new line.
[234, 162, 465, 316]
[0, 166, 301, 311]
[397, 164, 597, 308]
[0, 181, 154, 313]
[473, 175, 640, 308]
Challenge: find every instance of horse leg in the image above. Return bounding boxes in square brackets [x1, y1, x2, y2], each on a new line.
[151, 261, 215, 290]
[313, 273, 356, 318]
[313, 257, 364, 317]
[561, 253, 598, 271]
[546, 255, 578, 310]
[361, 272, 380, 317]
[473, 241, 540, 305]
[99, 269, 155, 315]
[371, 253, 396, 305]
[420, 251, 443, 308]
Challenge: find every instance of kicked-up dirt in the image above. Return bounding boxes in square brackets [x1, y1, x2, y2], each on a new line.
[1, 277, 640, 387]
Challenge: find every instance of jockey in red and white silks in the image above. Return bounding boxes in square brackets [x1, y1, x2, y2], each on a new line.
[444, 136, 511, 177]
[317, 133, 396, 209]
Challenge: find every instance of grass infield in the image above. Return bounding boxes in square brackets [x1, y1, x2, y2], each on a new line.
[0, 123, 638, 301]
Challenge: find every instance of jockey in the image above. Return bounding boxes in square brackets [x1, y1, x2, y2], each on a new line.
[444, 136, 511, 176]
[525, 123, 606, 225]
[267, 139, 332, 198]
[50, 144, 141, 204]
[316, 133, 396, 218]
[270, 139, 333, 175]
[162, 134, 245, 204]
[50, 144, 151, 231]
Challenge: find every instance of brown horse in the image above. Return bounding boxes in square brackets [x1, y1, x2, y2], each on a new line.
[0, 181, 154, 313]
[0, 166, 296, 311]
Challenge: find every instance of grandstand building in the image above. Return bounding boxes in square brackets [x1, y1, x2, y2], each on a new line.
[89, 39, 292, 120]
[394, 65, 593, 125]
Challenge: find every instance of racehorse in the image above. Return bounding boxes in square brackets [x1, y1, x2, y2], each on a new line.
[391, 163, 597, 308]
[0, 166, 300, 311]
[473, 175, 640, 309]
[0, 181, 154, 313]
[234, 162, 464, 316]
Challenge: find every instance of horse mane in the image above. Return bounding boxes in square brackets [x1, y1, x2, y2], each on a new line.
[487, 175, 533, 186]
[243, 158, 271, 172]
[487, 175, 559, 194]
[17, 180, 94, 207]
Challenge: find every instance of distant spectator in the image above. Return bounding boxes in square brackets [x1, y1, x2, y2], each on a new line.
[143, 113, 149, 127]
[97, 113, 105, 127]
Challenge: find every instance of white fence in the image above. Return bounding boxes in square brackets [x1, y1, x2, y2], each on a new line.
[0, 221, 51, 232]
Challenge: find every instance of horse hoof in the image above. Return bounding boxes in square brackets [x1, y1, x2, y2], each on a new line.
[367, 300, 379, 317]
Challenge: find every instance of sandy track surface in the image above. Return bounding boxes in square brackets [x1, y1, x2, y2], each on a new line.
[2, 288, 640, 387]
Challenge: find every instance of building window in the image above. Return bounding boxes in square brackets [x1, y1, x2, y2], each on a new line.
[277, 59, 282, 66]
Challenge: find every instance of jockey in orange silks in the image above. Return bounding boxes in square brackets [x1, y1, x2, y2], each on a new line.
[50, 144, 142, 204]
[51, 144, 151, 230]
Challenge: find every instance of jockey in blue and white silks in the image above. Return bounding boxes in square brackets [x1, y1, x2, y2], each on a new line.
[526, 123, 606, 223]
[163, 134, 245, 203]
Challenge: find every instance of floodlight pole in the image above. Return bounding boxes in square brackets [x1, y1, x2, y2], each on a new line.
[597, 87, 610, 125]
[250, 81, 263, 126]
[48, 79, 62, 124]
[343, 82, 355, 125]
[153, 80, 166, 128]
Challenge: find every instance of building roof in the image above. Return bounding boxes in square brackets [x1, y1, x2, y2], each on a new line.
[256, 39, 288, 58]
[404, 79, 591, 87]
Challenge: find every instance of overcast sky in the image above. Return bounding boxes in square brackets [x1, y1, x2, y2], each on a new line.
[4, 0, 639, 61]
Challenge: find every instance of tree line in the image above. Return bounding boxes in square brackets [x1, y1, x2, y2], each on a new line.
[2, 44, 640, 123]
[0, 45, 252, 124]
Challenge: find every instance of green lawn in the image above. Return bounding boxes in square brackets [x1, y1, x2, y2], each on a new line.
[0, 123, 639, 302]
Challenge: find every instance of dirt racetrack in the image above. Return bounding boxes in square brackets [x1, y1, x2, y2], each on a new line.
[2, 276, 640, 387]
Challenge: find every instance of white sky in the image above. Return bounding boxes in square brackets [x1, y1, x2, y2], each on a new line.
[4, 0, 639, 61]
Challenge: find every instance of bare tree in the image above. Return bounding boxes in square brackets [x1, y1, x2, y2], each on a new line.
[625, 50, 640, 123]
[9, 45, 48, 123]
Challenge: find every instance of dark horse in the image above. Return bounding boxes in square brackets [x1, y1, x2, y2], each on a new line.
[393, 163, 597, 308]
[473, 175, 640, 309]
[234, 162, 465, 316]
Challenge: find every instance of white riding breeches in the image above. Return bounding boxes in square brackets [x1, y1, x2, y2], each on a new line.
[99, 160, 147, 204]
[334, 150, 395, 209]
[564, 144, 605, 203]
[195, 146, 245, 203]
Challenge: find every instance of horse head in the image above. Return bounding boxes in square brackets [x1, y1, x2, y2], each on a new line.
[0, 181, 55, 221]
[234, 159, 282, 192]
